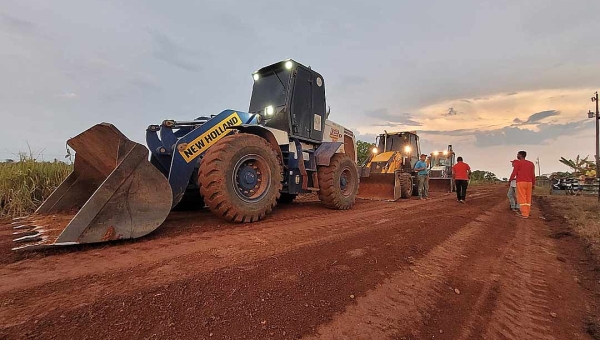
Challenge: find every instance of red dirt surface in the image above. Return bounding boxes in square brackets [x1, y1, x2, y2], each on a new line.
[0, 186, 599, 339]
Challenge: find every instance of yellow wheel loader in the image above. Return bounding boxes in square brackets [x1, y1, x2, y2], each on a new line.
[357, 131, 421, 201]
[428, 145, 455, 193]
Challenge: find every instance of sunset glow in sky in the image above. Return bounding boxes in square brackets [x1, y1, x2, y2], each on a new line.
[1, 0, 599, 178]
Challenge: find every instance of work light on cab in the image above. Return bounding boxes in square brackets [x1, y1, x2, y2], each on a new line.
[265, 105, 274, 116]
[404, 145, 411, 153]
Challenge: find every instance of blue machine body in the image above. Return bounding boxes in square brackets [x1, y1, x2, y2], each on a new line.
[146, 109, 259, 207]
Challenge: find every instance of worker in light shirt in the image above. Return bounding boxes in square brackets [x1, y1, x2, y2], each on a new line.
[507, 160, 520, 212]
[508, 151, 536, 219]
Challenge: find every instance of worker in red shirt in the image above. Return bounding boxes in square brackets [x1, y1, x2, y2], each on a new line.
[452, 156, 471, 203]
[508, 150, 536, 218]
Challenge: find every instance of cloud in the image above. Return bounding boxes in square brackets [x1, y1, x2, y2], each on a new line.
[56, 92, 77, 99]
[339, 75, 368, 84]
[0, 13, 37, 37]
[129, 77, 161, 93]
[366, 108, 422, 126]
[149, 30, 199, 72]
[442, 107, 460, 116]
[512, 110, 559, 125]
[419, 119, 592, 148]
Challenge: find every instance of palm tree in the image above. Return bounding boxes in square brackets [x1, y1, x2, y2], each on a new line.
[559, 155, 595, 174]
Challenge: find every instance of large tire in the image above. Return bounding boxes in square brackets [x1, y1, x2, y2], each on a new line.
[277, 193, 297, 204]
[318, 153, 359, 209]
[399, 173, 413, 198]
[198, 134, 283, 223]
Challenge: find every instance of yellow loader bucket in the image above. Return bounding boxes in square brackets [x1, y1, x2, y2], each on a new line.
[428, 178, 454, 192]
[357, 173, 402, 201]
[12, 123, 173, 250]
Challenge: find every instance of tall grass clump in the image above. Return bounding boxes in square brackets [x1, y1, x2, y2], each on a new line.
[0, 155, 72, 218]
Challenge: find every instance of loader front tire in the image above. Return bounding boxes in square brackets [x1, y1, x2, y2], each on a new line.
[399, 173, 413, 198]
[318, 153, 359, 210]
[199, 134, 283, 223]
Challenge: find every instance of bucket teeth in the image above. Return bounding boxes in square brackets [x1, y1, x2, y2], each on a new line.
[12, 227, 41, 236]
[14, 233, 44, 243]
[11, 229, 51, 251]
[12, 220, 36, 226]
[11, 241, 48, 251]
[13, 224, 37, 230]
[12, 216, 29, 221]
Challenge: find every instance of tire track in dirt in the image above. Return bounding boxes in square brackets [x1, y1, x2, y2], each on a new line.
[1, 189, 502, 340]
[0, 190, 497, 329]
[0, 191, 487, 293]
[392, 204, 589, 340]
[481, 221, 557, 340]
[303, 199, 506, 339]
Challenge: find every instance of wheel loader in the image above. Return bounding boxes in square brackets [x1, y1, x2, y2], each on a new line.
[12, 59, 360, 250]
[357, 131, 421, 201]
[428, 145, 456, 192]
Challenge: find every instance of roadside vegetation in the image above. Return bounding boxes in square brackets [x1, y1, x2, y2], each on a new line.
[0, 155, 72, 218]
[540, 193, 600, 258]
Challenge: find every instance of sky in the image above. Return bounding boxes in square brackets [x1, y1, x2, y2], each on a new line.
[1, 0, 599, 178]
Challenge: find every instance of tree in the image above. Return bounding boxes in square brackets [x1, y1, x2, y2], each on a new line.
[356, 140, 375, 165]
[470, 170, 498, 182]
[559, 155, 595, 174]
[484, 171, 498, 182]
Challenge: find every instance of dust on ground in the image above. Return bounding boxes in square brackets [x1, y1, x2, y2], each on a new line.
[0, 186, 599, 340]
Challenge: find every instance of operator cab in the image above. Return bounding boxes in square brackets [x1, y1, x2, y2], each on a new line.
[372, 131, 421, 169]
[375, 132, 419, 154]
[248, 59, 326, 142]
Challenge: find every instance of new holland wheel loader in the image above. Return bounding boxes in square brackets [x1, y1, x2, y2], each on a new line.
[12, 59, 360, 250]
[428, 145, 456, 192]
[357, 131, 421, 201]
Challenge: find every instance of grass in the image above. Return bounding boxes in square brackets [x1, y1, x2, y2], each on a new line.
[539, 191, 600, 258]
[0, 156, 72, 218]
[539, 191, 600, 340]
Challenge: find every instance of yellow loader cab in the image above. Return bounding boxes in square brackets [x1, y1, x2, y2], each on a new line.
[357, 131, 421, 201]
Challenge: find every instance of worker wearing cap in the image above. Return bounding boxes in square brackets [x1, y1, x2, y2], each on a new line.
[414, 154, 430, 200]
[507, 160, 520, 211]
[508, 150, 536, 218]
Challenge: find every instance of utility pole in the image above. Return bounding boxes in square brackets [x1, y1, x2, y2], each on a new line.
[589, 92, 599, 201]
[536, 157, 541, 177]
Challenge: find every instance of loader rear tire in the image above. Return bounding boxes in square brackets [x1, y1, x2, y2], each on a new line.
[318, 153, 359, 210]
[199, 133, 283, 223]
[399, 173, 413, 198]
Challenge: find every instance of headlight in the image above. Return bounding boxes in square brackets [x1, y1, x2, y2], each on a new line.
[285, 61, 293, 70]
[265, 105, 274, 115]
[433, 151, 439, 156]
[372, 147, 378, 154]
[404, 145, 411, 153]
[443, 150, 448, 155]
[253, 73, 260, 81]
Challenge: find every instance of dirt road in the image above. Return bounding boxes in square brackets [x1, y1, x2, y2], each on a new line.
[1, 186, 599, 339]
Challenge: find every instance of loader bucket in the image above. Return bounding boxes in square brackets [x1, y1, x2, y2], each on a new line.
[357, 173, 401, 201]
[428, 178, 454, 193]
[12, 123, 173, 250]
